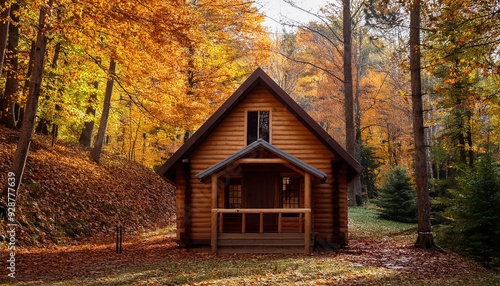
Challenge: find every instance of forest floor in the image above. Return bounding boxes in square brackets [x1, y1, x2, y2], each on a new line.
[2, 208, 498, 285]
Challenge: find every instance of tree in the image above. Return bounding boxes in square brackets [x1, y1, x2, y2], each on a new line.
[2, 0, 52, 218]
[410, 0, 437, 249]
[0, 0, 10, 71]
[342, 0, 362, 206]
[375, 165, 417, 223]
[440, 154, 500, 266]
[91, 58, 116, 164]
[78, 80, 99, 147]
[1, 2, 21, 129]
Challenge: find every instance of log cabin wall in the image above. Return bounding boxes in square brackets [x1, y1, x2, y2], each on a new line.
[177, 84, 348, 245]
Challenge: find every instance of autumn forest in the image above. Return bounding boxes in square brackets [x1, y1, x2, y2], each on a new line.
[0, 0, 499, 280]
[1, 0, 498, 172]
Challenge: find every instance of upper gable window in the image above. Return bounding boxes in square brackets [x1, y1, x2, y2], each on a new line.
[246, 111, 269, 145]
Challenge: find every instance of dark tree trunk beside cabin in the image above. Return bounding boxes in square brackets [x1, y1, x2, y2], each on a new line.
[409, 0, 437, 249]
[91, 59, 116, 164]
[342, 0, 361, 206]
[1, 3, 21, 129]
[2, 1, 52, 217]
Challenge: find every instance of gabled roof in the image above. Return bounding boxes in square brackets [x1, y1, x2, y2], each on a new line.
[157, 67, 363, 182]
[196, 139, 327, 182]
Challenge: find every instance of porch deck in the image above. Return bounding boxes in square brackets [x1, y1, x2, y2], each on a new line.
[217, 233, 312, 253]
[211, 208, 312, 254]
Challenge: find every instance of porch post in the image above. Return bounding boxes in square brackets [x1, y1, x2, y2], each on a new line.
[211, 174, 218, 253]
[304, 172, 312, 253]
[211, 173, 218, 209]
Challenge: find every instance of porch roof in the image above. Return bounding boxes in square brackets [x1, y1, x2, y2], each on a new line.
[196, 139, 327, 182]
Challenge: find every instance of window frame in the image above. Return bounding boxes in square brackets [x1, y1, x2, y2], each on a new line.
[245, 109, 272, 145]
[281, 176, 301, 209]
[224, 178, 243, 209]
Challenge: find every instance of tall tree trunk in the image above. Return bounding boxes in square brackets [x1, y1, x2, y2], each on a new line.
[49, 40, 62, 145]
[353, 26, 364, 206]
[410, 0, 437, 249]
[343, 0, 359, 206]
[1, 3, 20, 128]
[91, 58, 116, 164]
[2, 1, 52, 218]
[78, 80, 98, 147]
[35, 41, 61, 135]
[0, 0, 10, 72]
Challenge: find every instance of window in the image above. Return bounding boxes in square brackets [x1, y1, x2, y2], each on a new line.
[282, 177, 300, 208]
[225, 179, 242, 208]
[247, 111, 269, 145]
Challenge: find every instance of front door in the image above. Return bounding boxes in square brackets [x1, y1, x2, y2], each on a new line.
[243, 172, 279, 232]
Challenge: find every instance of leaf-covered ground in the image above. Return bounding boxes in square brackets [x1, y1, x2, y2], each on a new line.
[2, 209, 498, 285]
[0, 126, 176, 245]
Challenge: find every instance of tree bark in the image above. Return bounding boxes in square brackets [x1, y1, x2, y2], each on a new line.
[35, 40, 61, 135]
[78, 80, 98, 147]
[91, 58, 116, 164]
[409, 0, 437, 249]
[343, 0, 359, 206]
[353, 26, 364, 206]
[2, 1, 52, 218]
[0, 0, 10, 72]
[1, 3, 20, 129]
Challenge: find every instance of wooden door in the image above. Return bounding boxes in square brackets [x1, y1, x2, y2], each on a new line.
[243, 172, 279, 232]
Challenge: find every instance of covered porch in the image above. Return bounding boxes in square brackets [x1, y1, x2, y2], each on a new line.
[197, 140, 327, 254]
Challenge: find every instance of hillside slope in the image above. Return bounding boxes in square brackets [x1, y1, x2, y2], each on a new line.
[0, 126, 175, 245]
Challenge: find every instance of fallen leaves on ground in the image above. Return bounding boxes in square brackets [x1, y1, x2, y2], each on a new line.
[0, 126, 176, 246]
[2, 232, 497, 285]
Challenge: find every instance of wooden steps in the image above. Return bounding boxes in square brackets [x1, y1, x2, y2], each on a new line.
[216, 233, 310, 253]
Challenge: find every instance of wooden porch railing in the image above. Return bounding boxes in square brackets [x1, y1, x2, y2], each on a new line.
[211, 208, 311, 253]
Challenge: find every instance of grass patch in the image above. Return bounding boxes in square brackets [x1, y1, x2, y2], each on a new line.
[348, 206, 417, 240]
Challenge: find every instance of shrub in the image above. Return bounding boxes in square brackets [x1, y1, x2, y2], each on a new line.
[375, 165, 417, 223]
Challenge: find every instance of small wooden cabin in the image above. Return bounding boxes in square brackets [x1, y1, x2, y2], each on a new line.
[157, 68, 362, 253]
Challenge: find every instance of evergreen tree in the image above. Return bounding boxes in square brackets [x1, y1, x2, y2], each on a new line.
[375, 166, 418, 223]
[440, 155, 500, 266]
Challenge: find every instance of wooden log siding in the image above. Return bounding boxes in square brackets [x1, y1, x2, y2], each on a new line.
[181, 85, 348, 244]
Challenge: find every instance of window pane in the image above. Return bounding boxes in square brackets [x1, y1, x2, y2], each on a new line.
[227, 183, 242, 208]
[259, 111, 269, 142]
[282, 176, 300, 208]
[247, 111, 258, 145]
